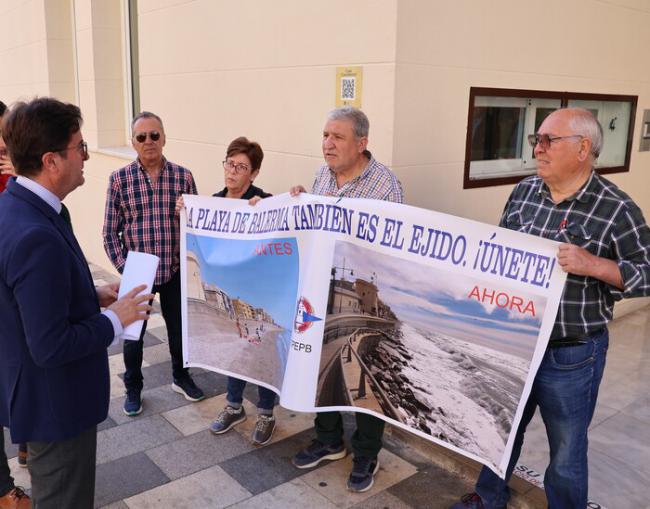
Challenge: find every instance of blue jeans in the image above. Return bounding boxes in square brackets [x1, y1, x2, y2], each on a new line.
[226, 377, 276, 413]
[476, 328, 609, 509]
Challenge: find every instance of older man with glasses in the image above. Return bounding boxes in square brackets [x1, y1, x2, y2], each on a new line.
[451, 108, 650, 508]
[103, 111, 205, 418]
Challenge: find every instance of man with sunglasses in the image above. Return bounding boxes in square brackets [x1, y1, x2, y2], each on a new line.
[103, 111, 205, 417]
[451, 108, 650, 508]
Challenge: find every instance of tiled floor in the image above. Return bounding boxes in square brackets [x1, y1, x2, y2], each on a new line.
[4, 262, 649, 508]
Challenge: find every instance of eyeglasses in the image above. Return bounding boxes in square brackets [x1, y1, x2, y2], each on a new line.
[527, 133, 583, 150]
[58, 141, 88, 159]
[134, 131, 161, 143]
[222, 159, 251, 174]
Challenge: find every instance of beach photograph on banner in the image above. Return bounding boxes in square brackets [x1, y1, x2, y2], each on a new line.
[316, 240, 546, 469]
[184, 234, 299, 390]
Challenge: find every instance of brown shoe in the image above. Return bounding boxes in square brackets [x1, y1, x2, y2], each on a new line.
[17, 450, 27, 468]
[0, 487, 31, 509]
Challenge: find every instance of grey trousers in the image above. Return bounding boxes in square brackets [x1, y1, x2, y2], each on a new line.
[28, 426, 97, 509]
[0, 428, 14, 497]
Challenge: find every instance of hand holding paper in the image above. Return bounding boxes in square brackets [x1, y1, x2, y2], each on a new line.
[109, 285, 153, 330]
[96, 282, 120, 307]
[117, 251, 160, 340]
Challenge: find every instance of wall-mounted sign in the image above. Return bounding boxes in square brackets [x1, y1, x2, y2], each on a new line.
[641, 110, 650, 152]
[335, 66, 363, 108]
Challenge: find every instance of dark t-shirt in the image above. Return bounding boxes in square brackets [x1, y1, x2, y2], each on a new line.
[213, 184, 272, 200]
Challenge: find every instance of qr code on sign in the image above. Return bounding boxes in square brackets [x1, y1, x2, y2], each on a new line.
[341, 77, 356, 100]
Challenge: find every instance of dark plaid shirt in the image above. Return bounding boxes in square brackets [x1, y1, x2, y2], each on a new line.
[500, 171, 650, 339]
[102, 158, 197, 285]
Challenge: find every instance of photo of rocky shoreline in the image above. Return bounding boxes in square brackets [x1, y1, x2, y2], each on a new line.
[316, 240, 540, 468]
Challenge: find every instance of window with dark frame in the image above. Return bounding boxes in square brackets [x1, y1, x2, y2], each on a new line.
[463, 87, 637, 189]
[127, 0, 140, 122]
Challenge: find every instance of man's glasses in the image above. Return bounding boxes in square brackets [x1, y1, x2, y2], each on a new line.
[58, 141, 88, 159]
[134, 131, 161, 143]
[527, 133, 583, 150]
[222, 159, 251, 174]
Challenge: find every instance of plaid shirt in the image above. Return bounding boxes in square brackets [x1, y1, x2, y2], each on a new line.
[311, 151, 403, 203]
[102, 158, 197, 285]
[500, 172, 650, 339]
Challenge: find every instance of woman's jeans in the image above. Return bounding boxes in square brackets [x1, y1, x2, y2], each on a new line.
[226, 377, 276, 414]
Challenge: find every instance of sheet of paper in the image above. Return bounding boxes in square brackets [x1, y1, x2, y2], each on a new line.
[118, 251, 159, 341]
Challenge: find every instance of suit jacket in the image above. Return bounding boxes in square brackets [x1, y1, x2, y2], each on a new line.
[0, 179, 114, 442]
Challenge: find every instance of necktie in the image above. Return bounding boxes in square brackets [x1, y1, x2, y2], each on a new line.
[57, 202, 92, 285]
[60, 203, 73, 232]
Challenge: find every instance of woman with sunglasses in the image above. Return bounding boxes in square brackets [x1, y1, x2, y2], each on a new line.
[209, 136, 277, 446]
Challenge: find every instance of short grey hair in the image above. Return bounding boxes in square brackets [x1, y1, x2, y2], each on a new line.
[566, 107, 603, 159]
[327, 106, 369, 139]
[131, 111, 165, 134]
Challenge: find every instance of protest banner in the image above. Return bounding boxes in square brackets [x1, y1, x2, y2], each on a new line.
[180, 193, 567, 477]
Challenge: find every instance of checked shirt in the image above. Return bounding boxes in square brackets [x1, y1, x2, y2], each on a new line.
[311, 151, 403, 203]
[500, 171, 650, 339]
[102, 158, 197, 285]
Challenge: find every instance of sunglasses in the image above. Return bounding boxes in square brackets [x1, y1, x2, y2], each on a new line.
[134, 131, 161, 143]
[527, 133, 583, 150]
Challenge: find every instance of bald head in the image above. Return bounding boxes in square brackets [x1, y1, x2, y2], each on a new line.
[547, 108, 603, 160]
[533, 107, 604, 193]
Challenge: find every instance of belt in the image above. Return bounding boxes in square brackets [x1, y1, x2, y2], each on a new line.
[547, 328, 605, 348]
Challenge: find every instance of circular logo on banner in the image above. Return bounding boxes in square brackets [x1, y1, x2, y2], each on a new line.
[294, 296, 322, 333]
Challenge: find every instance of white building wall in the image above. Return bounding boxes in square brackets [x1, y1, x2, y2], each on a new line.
[0, 0, 76, 103]
[393, 0, 650, 221]
[135, 0, 399, 197]
[2, 0, 650, 304]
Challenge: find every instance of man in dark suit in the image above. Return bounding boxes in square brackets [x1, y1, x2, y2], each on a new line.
[0, 98, 153, 509]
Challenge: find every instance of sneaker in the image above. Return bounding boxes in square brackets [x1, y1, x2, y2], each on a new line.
[172, 376, 205, 402]
[449, 492, 506, 509]
[0, 486, 31, 509]
[347, 455, 379, 493]
[251, 414, 276, 445]
[17, 448, 27, 468]
[123, 388, 143, 416]
[292, 439, 347, 469]
[210, 406, 246, 434]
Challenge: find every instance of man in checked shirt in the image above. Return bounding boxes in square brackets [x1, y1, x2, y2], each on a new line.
[103, 111, 205, 417]
[287, 106, 403, 493]
[452, 108, 650, 509]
